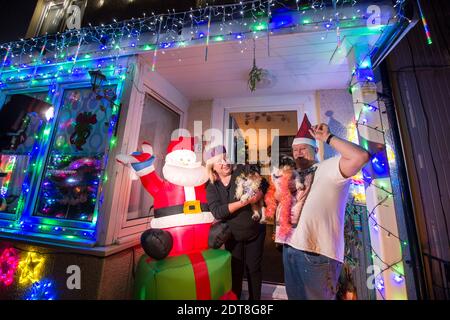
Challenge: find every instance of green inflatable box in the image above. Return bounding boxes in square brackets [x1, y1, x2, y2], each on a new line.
[134, 249, 232, 300]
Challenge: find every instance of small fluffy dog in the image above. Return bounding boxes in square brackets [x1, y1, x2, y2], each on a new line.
[235, 165, 265, 222]
[264, 155, 315, 240]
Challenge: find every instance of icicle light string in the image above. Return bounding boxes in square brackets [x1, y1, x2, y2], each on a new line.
[0, 0, 408, 73]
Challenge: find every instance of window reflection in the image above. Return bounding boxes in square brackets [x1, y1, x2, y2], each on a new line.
[0, 93, 51, 215]
[34, 87, 116, 222]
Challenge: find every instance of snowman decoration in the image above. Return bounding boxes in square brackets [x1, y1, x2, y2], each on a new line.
[116, 136, 214, 260]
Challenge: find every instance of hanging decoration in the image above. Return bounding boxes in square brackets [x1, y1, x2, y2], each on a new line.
[0, 0, 409, 87]
[18, 252, 45, 285]
[415, 0, 432, 45]
[248, 38, 267, 92]
[0, 247, 19, 286]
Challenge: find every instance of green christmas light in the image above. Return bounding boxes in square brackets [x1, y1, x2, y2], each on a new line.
[252, 22, 267, 32]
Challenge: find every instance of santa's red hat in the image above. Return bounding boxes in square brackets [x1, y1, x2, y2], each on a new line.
[292, 114, 317, 148]
[166, 136, 195, 154]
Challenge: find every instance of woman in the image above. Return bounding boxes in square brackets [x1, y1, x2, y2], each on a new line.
[204, 145, 266, 300]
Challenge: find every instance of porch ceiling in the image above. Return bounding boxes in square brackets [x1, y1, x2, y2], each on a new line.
[142, 27, 383, 100]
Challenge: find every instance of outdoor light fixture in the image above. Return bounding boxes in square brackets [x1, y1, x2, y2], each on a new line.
[88, 69, 120, 108]
[88, 69, 106, 93]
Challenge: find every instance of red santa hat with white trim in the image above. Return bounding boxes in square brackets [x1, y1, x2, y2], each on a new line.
[292, 114, 317, 148]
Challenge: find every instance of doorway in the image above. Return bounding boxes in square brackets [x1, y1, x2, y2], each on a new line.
[229, 110, 298, 285]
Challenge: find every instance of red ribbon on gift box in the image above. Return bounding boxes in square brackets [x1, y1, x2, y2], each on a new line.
[187, 252, 211, 300]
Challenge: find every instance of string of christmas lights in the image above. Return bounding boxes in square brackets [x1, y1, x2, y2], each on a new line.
[347, 77, 410, 299]
[0, 0, 408, 83]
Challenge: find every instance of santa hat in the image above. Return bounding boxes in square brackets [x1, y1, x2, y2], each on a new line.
[203, 144, 227, 165]
[166, 136, 195, 154]
[292, 114, 317, 148]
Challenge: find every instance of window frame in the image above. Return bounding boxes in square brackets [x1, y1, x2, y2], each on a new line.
[100, 60, 185, 246]
[0, 79, 123, 247]
[0, 86, 59, 223]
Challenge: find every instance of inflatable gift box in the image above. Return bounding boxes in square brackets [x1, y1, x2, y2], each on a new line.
[134, 249, 234, 300]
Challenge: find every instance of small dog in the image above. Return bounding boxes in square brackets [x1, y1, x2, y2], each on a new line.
[235, 165, 265, 222]
[264, 156, 316, 241]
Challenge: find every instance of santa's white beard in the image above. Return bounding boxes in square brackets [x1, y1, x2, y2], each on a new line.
[163, 164, 208, 187]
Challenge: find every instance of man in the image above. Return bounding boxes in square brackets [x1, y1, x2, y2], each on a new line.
[281, 114, 370, 300]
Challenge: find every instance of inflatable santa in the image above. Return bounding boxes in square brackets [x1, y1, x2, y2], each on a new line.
[116, 136, 235, 300]
[116, 136, 214, 260]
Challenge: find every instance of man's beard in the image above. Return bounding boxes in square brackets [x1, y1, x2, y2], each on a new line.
[162, 164, 208, 187]
[295, 157, 315, 170]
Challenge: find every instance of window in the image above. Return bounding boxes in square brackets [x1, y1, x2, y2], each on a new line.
[0, 92, 51, 218]
[0, 84, 120, 244]
[126, 94, 180, 221]
[33, 86, 117, 223]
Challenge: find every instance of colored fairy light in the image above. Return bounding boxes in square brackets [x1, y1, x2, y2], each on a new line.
[365, 103, 378, 112]
[360, 59, 371, 69]
[376, 279, 385, 291]
[0, 247, 19, 286]
[416, 0, 432, 45]
[18, 252, 45, 285]
[160, 42, 172, 49]
[25, 279, 56, 300]
[252, 22, 268, 31]
[45, 106, 55, 121]
[393, 274, 404, 284]
[386, 144, 396, 164]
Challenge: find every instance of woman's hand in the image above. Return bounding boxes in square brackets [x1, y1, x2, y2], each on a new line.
[247, 191, 263, 204]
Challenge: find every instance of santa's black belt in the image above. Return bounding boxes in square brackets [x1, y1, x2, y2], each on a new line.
[154, 201, 209, 218]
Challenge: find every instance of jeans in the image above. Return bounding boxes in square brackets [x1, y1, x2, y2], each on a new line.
[283, 244, 342, 300]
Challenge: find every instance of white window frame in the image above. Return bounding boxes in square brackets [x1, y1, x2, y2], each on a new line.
[99, 57, 185, 246]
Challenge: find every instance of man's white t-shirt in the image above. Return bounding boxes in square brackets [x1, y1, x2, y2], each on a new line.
[278, 156, 350, 263]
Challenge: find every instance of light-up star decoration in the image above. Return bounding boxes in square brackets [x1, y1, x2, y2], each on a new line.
[0, 247, 19, 286]
[18, 252, 45, 285]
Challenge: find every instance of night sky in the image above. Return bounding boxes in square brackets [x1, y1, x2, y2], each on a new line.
[0, 0, 37, 44]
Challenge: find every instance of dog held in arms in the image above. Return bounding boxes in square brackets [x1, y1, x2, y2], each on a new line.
[234, 164, 266, 222]
[264, 156, 314, 241]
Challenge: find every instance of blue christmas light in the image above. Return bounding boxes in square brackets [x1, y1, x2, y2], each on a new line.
[393, 274, 404, 284]
[25, 279, 56, 300]
[366, 103, 378, 112]
[271, 14, 294, 29]
[371, 154, 388, 175]
[376, 279, 385, 291]
[160, 42, 172, 49]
